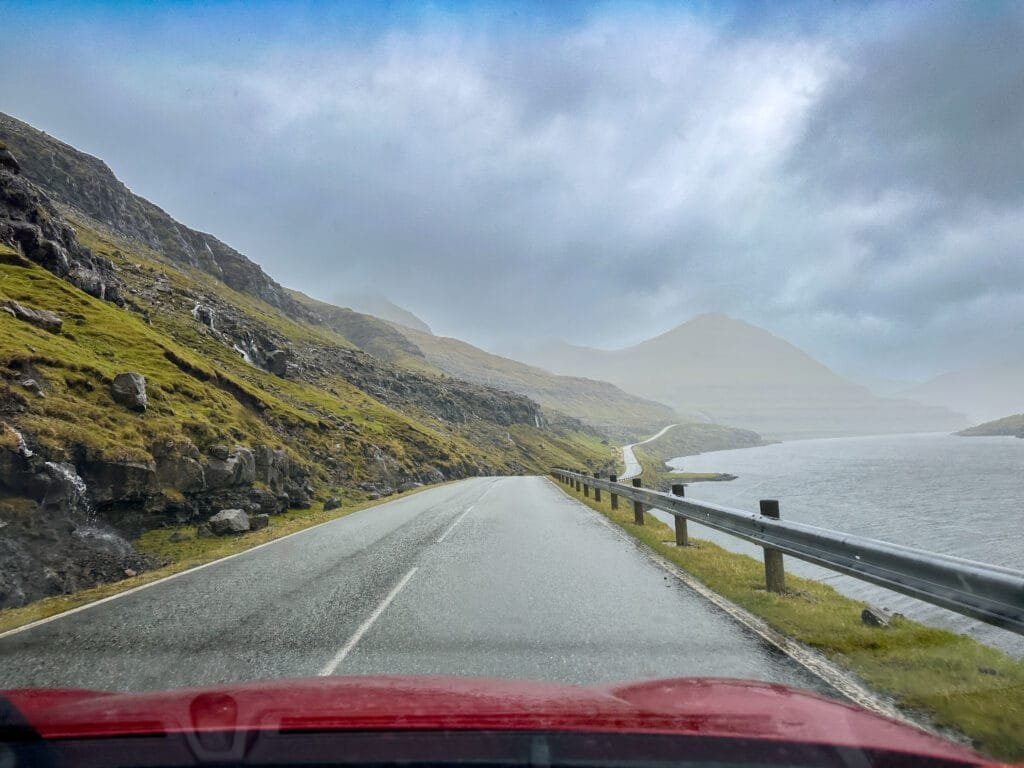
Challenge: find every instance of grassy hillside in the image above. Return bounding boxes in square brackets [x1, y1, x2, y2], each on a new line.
[0, 121, 611, 609]
[391, 326, 681, 442]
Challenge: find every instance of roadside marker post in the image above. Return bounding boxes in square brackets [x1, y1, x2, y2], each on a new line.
[632, 478, 644, 525]
[760, 499, 786, 593]
[671, 483, 688, 546]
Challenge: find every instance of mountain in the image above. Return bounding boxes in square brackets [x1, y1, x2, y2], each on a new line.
[904, 361, 1024, 425]
[957, 414, 1024, 438]
[331, 293, 432, 334]
[389, 327, 690, 442]
[0, 114, 611, 609]
[520, 314, 966, 439]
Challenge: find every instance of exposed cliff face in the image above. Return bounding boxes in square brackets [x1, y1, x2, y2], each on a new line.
[0, 112, 305, 317]
[0, 146, 122, 304]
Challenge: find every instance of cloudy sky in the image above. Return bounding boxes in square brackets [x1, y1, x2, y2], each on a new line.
[2, 0, 1022, 381]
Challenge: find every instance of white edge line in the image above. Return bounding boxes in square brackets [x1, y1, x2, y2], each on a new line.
[318, 567, 418, 676]
[436, 506, 474, 543]
[0, 480, 473, 642]
[544, 477, 954, 740]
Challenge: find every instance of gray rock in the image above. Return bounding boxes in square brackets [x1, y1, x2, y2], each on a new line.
[195, 523, 215, 538]
[398, 481, 424, 493]
[3, 300, 62, 333]
[253, 445, 289, 495]
[18, 379, 43, 397]
[861, 604, 892, 628]
[266, 349, 289, 377]
[204, 446, 256, 489]
[110, 372, 147, 412]
[79, 458, 159, 505]
[0, 147, 21, 173]
[208, 508, 250, 535]
[323, 496, 341, 512]
[209, 445, 231, 461]
[250, 513, 270, 530]
[168, 531, 188, 543]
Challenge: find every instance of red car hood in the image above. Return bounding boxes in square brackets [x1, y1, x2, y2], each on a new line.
[2, 676, 984, 763]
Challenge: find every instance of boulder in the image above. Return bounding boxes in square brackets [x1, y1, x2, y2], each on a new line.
[266, 349, 289, 377]
[0, 147, 21, 173]
[323, 496, 341, 512]
[18, 379, 43, 397]
[250, 513, 269, 530]
[204, 446, 256, 490]
[110, 372, 147, 412]
[208, 508, 250, 535]
[3, 300, 62, 333]
[861, 604, 892, 628]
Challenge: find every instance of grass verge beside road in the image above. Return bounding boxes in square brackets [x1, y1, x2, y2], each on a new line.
[0, 483, 444, 636]
[554, 477, 1024, 761]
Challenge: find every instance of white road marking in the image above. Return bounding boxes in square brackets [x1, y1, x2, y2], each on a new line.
[318, 567, 419, 676]
[437, 506, 474, 543]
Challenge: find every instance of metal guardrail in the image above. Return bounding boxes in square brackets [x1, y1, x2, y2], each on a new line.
[551, 468, 1024, 635]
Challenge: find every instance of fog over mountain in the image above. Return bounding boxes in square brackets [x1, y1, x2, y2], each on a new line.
[519, 314, 966, 439]
[2, 1, 1023, 383]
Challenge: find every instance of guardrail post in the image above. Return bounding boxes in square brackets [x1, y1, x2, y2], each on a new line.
[760, 499, 785, 593]
[575, 476, 581, 492]
[609, 474, 618, 510]
[593, 473, 602, 502]
[671, 483, 688, 546]
[583, 476, 590, 497]
[632, 478, 644, 525]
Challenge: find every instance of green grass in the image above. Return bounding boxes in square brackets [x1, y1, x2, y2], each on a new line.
[554, 477, 1024, 761]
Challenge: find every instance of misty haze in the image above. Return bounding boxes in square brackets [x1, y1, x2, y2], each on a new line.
[1, 1, 1023, 762]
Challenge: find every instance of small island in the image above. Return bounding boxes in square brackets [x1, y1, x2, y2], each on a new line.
[957, 414, 1024, 438]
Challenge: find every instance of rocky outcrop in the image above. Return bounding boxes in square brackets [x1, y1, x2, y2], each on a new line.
[110, 372, 147, 412]
[3, 300, 62, 333]
[0, 145, 122, 304]
[208, 508, 250, 535]
[0, 424, 161, 608]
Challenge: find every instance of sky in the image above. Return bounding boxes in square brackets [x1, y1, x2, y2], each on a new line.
[2, 0, 1023, 382]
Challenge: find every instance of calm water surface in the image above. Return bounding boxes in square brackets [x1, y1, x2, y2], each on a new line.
[665, 432, 1024, 657]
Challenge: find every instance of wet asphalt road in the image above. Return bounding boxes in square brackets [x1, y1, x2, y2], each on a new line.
[0, 476, 830, 694]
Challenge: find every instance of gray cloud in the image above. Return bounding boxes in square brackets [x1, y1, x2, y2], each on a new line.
[1, 1, 1022, 381]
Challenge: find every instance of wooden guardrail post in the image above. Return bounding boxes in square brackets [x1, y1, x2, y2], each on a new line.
[760, 499, 785, 593]
[593, 473, 602, 502]
[632, 478, 644, 525]
[671, 483, 688, 546]
[575, 476, 581, 492]
[609, 474, 618, 510]
[583, 475, 590, 497]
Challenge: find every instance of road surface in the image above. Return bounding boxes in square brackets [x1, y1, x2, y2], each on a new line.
[0, 476, 830, 694]
[620, 424, 678, 480]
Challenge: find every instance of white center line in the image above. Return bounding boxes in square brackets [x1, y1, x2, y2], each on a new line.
[436, 505, 473, 543]
[317, 566, 418, 676]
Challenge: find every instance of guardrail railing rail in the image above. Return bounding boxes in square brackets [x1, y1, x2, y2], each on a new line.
[551, 468, 1024, 636]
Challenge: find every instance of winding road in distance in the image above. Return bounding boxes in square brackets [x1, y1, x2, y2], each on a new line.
[0, 476, 830, 696]
[619, 423, 679, 480]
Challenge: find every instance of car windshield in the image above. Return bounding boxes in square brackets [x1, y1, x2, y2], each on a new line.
[0, 1, 1022, 765]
